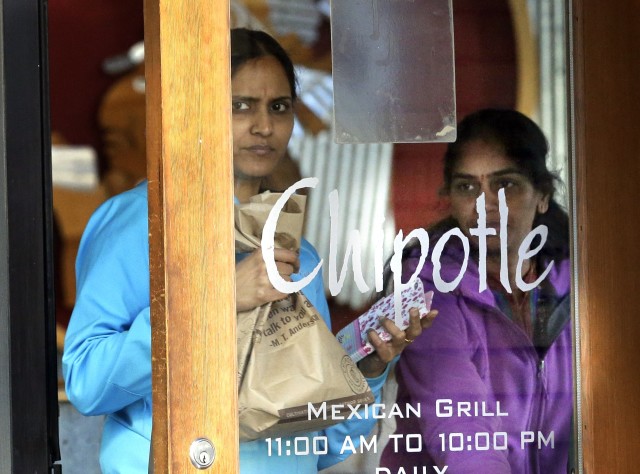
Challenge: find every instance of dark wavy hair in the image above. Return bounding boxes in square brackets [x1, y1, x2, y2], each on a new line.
[230, 28, 297, 101]
[440, 108, 569, 262]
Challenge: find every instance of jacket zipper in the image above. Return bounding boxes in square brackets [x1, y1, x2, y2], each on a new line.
[481, 303, 547, 474]
[531, 358, 549, 474]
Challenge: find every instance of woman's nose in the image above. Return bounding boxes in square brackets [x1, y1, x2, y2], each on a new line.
[250, 109, 273, 136]
[481, 183, 500, 210]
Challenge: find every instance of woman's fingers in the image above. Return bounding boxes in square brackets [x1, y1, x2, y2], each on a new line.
[271, 249, 300, 281]
[273, 248, 299, 271]
[367, 318, 407, 364]
[359, 307, 439, 377]
[375, 307, 439, 352]
[379, 310, 421, 346]
[275, 261, 295, 280]
[236, 249, 300, 311]
[365, 329, 394, 364]
[379, 317, 406, 344]
[404, 308, 422, 342]
[390, 307, 439, 343]
[420, 309, 438, 330]
[358, 307, 438, 378]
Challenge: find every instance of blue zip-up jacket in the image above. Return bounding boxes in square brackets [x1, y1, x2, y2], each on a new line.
[63, 181, 388, 474]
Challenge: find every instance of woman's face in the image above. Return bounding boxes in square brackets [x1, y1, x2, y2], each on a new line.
[231, 56, 294, 181]
[448, 139, 549, 255]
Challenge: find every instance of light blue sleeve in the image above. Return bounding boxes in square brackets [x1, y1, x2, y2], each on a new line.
[296, 239, 391, 471]
[62, 184, 152, 416]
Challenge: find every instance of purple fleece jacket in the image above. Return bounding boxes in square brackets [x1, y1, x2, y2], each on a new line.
[380, 242, 573, 474]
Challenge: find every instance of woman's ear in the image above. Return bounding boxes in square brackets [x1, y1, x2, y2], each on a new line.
[537, 194, 550, 214]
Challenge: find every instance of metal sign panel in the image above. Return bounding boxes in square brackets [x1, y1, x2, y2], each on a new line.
[331, 0, 456, 143]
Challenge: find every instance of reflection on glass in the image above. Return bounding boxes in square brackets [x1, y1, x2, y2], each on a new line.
[331, 0, 456, 143]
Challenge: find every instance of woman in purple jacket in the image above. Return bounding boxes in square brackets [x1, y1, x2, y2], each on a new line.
[380, 109, 573, 473]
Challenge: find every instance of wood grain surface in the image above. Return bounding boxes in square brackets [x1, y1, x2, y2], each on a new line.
[573, 0, 640, 472]
[144, 1, 238, 472]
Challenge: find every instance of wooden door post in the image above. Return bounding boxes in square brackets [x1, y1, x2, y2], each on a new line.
[144, 1, 238, 472]
[573, 0, 640, 471]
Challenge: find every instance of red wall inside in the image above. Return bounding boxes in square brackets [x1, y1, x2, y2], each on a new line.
[48, 0, 144, 152]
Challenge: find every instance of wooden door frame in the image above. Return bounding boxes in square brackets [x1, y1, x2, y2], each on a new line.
[572, 0, 640, 472]
[144, 0, 238, 472]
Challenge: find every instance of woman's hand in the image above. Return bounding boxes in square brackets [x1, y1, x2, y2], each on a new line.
[235, 248, 299, 312]
[357, 308, 438, 378]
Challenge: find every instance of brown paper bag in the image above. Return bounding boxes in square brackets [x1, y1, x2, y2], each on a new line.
[236, 192, 375, 442]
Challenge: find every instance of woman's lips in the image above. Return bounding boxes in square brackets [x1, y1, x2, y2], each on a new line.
[466, 219, 502, 231]
[246, 145, 274, 156]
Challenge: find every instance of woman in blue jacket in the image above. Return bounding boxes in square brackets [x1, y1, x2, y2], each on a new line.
[63, 28, 432, 474]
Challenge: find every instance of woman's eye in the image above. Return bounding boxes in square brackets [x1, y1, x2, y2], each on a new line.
[271, 102, 290, 113]
[454, 182, 477, 194]
[232, 101, 249, 111]
[498, 179, 515, 188]
[496, 178, 523, 191]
